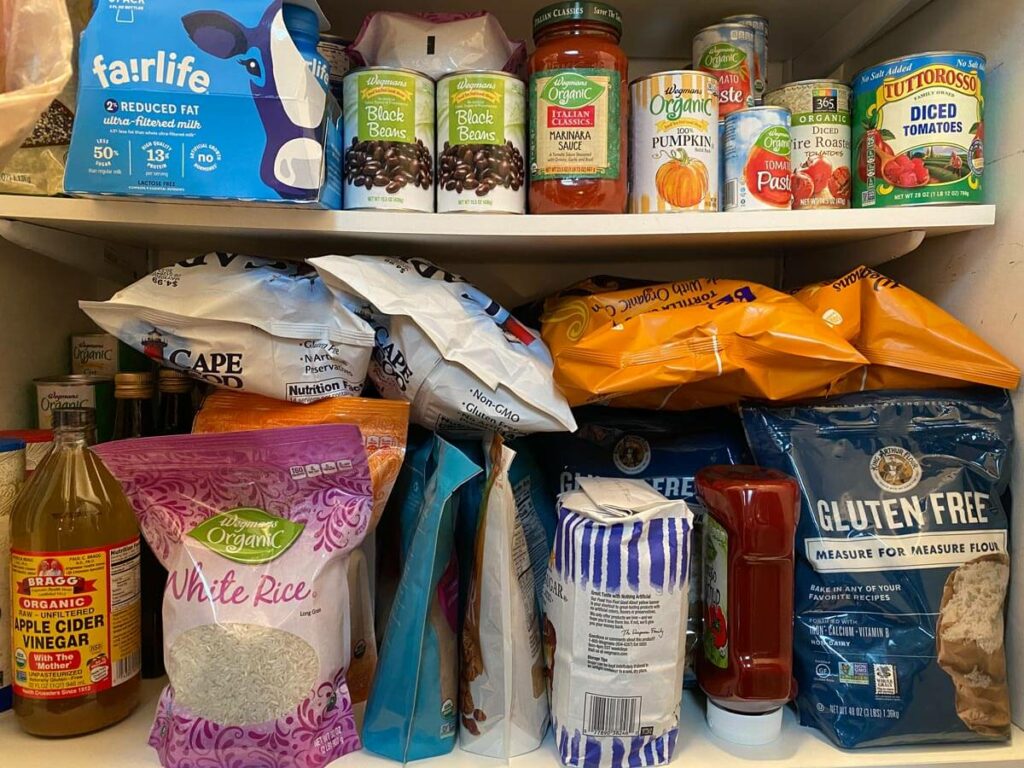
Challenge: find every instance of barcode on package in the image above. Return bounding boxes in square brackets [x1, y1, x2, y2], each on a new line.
[725, 179, 739, 209]
[114, 649, 141, 686]
[584, 693, 641, 736]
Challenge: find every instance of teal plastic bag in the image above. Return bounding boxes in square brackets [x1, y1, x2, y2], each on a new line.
[363, 433, 482, 762]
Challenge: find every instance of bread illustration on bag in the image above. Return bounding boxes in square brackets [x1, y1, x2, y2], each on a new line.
[936, 553, 1011, 737]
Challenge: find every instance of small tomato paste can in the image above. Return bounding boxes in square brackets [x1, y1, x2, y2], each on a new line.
[34, 375, 115, 442]
[317, 34, 351, 105]
[436, 71, 526, 214]
[852, 51, 985, 207]
[724, 106, 792, 211]
[766, 80, 851, 209]
[629, 71, 719, 213]
[722, 14, 769, 103]
[693, 23, 756, 119]
[343, 67, 435, 212]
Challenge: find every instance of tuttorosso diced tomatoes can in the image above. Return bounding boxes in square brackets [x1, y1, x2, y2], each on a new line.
[766, 80, 851, 209]
[629, 71, 719, 213]
[723, 106, 792, 211]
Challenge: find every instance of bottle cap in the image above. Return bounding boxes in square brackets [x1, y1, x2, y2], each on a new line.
[159, 368, 194, 394]
[706, 699, 784, 745]
[533, 2, 623, 38]
[115, 372, 155, 399]
[52, 407, 96, 431]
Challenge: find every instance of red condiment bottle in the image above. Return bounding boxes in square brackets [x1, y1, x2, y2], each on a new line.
[695, 465, 799, 745]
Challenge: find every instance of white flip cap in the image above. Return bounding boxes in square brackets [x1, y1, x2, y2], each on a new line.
[706, 699, 784, 745]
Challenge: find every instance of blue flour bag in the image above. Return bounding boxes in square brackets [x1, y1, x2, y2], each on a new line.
[743, 389, 1013, 748]
[363, 434, 482, 762]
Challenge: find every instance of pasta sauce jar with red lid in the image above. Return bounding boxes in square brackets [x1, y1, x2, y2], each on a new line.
[528, 1, 628, 213]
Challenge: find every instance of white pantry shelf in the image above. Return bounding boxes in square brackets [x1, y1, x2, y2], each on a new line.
[2, 680, 1022, 768]
[0, 195, 995, 268]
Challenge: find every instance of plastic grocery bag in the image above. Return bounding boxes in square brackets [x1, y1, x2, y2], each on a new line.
[794, 265, 1020, 393]
[541, 277, 866, 410]
[0, 0, 73, 172]
[461, 435, 551, 757]
[311, 255, 577, 437]
[347, 11, 526, 80]
[81, 253, 375, 402]
[363, 433, 483, 762]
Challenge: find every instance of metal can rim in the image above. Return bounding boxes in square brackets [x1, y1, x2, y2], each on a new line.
[629, 70, 718, 87]
[34, 374, 113, 385]
[765, 78, 851, 93]
[852, 51, 986, 84]
[724, 105, 791, 120]
[436, 69, 524, 85]
[721, 13, 769, 30]
[695, 22, 756, 36]
[345, 65, 434, 82]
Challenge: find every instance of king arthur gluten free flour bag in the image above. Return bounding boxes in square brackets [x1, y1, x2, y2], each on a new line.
[544, 479, 692, 768]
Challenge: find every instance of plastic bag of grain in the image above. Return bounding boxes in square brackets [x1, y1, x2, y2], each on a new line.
[0, 0, 73, 172]
[0, 440, 26, 713]
[95, 425, 373, 768]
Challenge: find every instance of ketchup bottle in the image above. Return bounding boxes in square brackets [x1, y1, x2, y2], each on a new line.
[695, 465, 799, 745]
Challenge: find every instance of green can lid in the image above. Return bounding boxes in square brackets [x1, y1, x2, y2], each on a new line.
[533, 2, 623, 38]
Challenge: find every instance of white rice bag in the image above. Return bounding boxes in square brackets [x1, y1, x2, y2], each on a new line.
[310, 255, 576, 437]
[81, 253, 374, 402]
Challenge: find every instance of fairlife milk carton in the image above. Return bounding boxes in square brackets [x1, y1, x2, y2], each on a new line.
[65, 0, 341, 207]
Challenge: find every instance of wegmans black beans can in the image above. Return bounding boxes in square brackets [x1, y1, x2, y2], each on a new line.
[343, 67, 435, 212]
[436, 71, 526, 214]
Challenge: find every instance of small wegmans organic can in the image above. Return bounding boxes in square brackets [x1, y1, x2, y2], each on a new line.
[343, 67, 435, 212]
[722, 14, 768, 104]
[694, 24, 756, 118]
[766, 80, 851, 209]
[724, 106, 792, 211]
[629, 71, 719, 213]
[852, 51, 985, 207]
[35, 375, 115, 441]
[436, 71, 526, 214]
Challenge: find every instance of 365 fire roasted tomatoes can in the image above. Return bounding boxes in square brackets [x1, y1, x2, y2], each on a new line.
[766, 80, 851, 209]
[724, 106, 792, 211]
[693, 24, 756, 119]
[852, 51, 985, 207]
[629, 71, 719, 213]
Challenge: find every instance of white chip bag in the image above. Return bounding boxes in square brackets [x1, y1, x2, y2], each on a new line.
[81, 253, 374, 401]
[310, 255, 576, 437]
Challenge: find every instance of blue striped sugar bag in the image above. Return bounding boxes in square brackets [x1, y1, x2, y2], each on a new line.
[543, 478, 693, 768]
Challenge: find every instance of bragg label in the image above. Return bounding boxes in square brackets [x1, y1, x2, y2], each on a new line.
[11, 539, 141, 699]
[852, 51, 985, 208]
[693, 24, 756, 118]
[724, 107, 793, 211]
[530, 68, 622, 180]
[629, 71, 719, 213]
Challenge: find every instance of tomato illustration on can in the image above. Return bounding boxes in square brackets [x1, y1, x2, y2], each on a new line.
[724, 106, 793, 211]
[694, 24, 756, 119]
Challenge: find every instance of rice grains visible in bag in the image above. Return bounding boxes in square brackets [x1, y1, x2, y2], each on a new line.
[794, 265, 1020, 393]
[742, 389, 1013, 748]
[311, 255, 576, 437]
[363, 433, 482, 762]
[95, 426, 374, 768]
[81, 253, 374, 402]
[461, 435, 551, 757]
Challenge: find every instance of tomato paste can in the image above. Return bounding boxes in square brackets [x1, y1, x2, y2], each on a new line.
[693, 23, 756, 118]
[343, 67, 435, 212]
[34, 375, 115, 442]
[436, 70, 526, 214]
[852, 51, 985, 207]
[629, 71, 719, 213]
[723, 106, 792, 211]
[722, 14, 768, 104]
[766, 80, 851, 209]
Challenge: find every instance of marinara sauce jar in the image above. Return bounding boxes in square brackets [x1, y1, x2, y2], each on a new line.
[695, 465, 800, 745]
[528, 1, 628, 213]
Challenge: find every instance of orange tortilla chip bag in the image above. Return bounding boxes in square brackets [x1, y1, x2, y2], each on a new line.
[193, 391, 409, 529]
[795, 266, 1020, 393]
[541, 277, 866, 408]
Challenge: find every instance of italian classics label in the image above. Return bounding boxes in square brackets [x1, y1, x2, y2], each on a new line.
[358, 71, 415, 143]
[702, 516, 729, 669]
[530, 68, 621, 180]
[447, 74, 506, 146]
[11, 538, 141, 699]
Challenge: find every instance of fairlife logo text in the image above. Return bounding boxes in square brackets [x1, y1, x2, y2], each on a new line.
[92, 52, 211, 94]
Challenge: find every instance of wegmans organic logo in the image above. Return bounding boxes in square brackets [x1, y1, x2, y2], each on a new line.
[699, 43, 745, 71]
[540, 73, 605, 108]
[189, 508, 304, 564]
[756, 125, 791, 156]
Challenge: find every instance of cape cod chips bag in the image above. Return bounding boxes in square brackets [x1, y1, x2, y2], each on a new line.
[81, 253, 374, 402]
[95, 426, 374, 768]
[742, 389, 1013, 748]
[794, 266, 1020, 394]
[541, 277, 866, 410]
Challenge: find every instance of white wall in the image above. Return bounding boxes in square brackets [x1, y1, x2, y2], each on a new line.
[847, 0, 1024, 724]
[0, 240, 118, 428]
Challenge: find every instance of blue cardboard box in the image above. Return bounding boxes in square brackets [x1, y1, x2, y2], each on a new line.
[65, 0, 341, 207]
